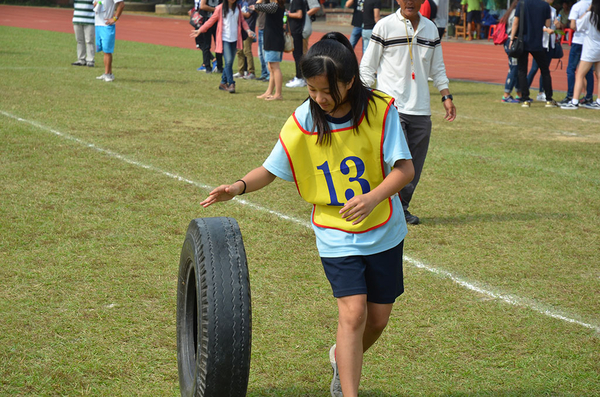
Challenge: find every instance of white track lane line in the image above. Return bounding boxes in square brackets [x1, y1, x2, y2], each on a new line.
[2, 110, 599, 333]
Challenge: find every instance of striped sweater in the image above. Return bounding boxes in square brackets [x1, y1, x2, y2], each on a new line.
[73, 0, 95, 25]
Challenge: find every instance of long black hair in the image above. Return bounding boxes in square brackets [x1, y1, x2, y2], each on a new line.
[592, 0, 600, 32]
[222, 0, 238, 17]
[300, 32, 379, 145]
[499, 0, 519, 25]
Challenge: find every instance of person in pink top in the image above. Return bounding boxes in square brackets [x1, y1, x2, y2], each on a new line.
[191, 0, 255, 93]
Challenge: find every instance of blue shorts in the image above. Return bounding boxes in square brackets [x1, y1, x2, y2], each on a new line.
[321, 241, 404, 304]
[264, 50, 282, 63]
[96, 25, 116, 54]
[466, 10, 482, 24]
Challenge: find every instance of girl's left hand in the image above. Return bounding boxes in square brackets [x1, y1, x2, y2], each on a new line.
[339, 194, 378, 225]
[190, 29, 200, 38]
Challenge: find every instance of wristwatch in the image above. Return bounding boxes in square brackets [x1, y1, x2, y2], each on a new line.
[441, 94, 453, 102]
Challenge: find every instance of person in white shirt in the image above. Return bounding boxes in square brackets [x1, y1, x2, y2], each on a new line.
[360, 0, 456, 225]
[559, 0, 595, 104]
[72, 0, 96, 67]
[94, 0, 124, 82]
[433, 0, 448, 39]
[561, 0, 600, 109]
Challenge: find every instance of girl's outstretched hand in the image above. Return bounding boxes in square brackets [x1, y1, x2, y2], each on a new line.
[200, 183, 244, 208]
[339, 194, 378, 225]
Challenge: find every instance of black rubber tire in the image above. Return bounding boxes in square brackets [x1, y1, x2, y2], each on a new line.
[177, 217, 252, 397]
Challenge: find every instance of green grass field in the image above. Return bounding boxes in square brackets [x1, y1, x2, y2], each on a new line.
[1, 26, 599, 396]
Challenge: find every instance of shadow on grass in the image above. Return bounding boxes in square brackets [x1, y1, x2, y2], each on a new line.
[248, 388, 397, 396]
[248, 387, 575, 396]
[440, 389, 561, 396]
[423, 212, 573, 225]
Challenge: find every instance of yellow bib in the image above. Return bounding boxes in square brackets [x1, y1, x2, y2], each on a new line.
[279, 93, 395, 233]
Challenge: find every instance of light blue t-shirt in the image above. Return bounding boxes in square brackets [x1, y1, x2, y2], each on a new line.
[263, 99, 412, 258]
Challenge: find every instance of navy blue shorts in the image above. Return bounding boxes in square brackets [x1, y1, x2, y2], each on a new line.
[320, 241, 404, 304]
[467, 10, 482, 24]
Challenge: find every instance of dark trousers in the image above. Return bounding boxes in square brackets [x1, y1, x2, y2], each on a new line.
[200, 24, 223, 70]
[398, 113, 432, 211]
[518, 50, 553, 101]
[292, 32, 303, 79]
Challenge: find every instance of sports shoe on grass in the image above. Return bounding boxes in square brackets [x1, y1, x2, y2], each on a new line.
[581, 100, 600, 110]
[521, 100, 531, 108]
[71, 61, 86, 66]
[404, 210, 420, 225]
[103, 73, 114, 82]
[96, 73, 108, 80]
[219, 83, 228, 91]
[560, 102, 578, 110]
[197, 65, 206, 71]
[86, 61, 94, 67]
[286, 77, 307, 88]
[329, 345, 343, 397]
[243, 73, 256, 80]
[536, 92, 546, 101]
[545, 99, 558, 108]
[501, 95, 519, 103]
[558, 97, 572, 105]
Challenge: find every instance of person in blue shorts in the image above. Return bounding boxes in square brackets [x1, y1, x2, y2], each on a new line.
[94, 0, 124, 82]
[200, 32, 414, 397]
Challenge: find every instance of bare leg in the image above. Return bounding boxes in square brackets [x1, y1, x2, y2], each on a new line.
[363, 302, 393, 352]
[336, 295, 367, 397]
[572, 60, 593, 103]
[270, 61, 283, 99]
[335, 296, 394, 397]
[257, 62, 274, 98]
[104, 52, 113, 75]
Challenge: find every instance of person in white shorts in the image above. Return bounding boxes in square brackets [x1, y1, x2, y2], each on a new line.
[561, 0, 600, 109]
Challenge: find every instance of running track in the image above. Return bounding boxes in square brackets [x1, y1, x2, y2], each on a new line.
[0, 4, 568, 92]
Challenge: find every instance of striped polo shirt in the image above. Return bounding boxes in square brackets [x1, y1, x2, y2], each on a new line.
[73, 0, 95, 25]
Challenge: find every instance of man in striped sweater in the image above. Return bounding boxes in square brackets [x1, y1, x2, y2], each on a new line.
[360, 0, 456, 225]
[72, 0, 96, 67]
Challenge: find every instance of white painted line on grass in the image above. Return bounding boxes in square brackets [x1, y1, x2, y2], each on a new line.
[2, 109, 599, 334]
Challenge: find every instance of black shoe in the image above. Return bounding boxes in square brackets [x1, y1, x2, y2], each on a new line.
[558, 97, 572, 105]
[404, 210, 420, 225]
[71, 61, 86, 66]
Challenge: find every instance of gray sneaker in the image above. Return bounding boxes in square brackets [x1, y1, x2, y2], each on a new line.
[96, 73, 108, 80]
[329, 345, 343, 397]
[560, 102, 579, 110]
[103, 73, 115, 82]
[581, 101, 600, 110]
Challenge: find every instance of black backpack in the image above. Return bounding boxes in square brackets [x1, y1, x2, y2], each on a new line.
[429, 0, 437, 20]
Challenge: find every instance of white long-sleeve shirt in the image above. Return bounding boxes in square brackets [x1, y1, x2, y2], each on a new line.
[359, 10, 449, 116]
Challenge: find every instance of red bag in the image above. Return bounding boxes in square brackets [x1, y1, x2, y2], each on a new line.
[189, 8, 204, 29]
[492, 22, 508, 45]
